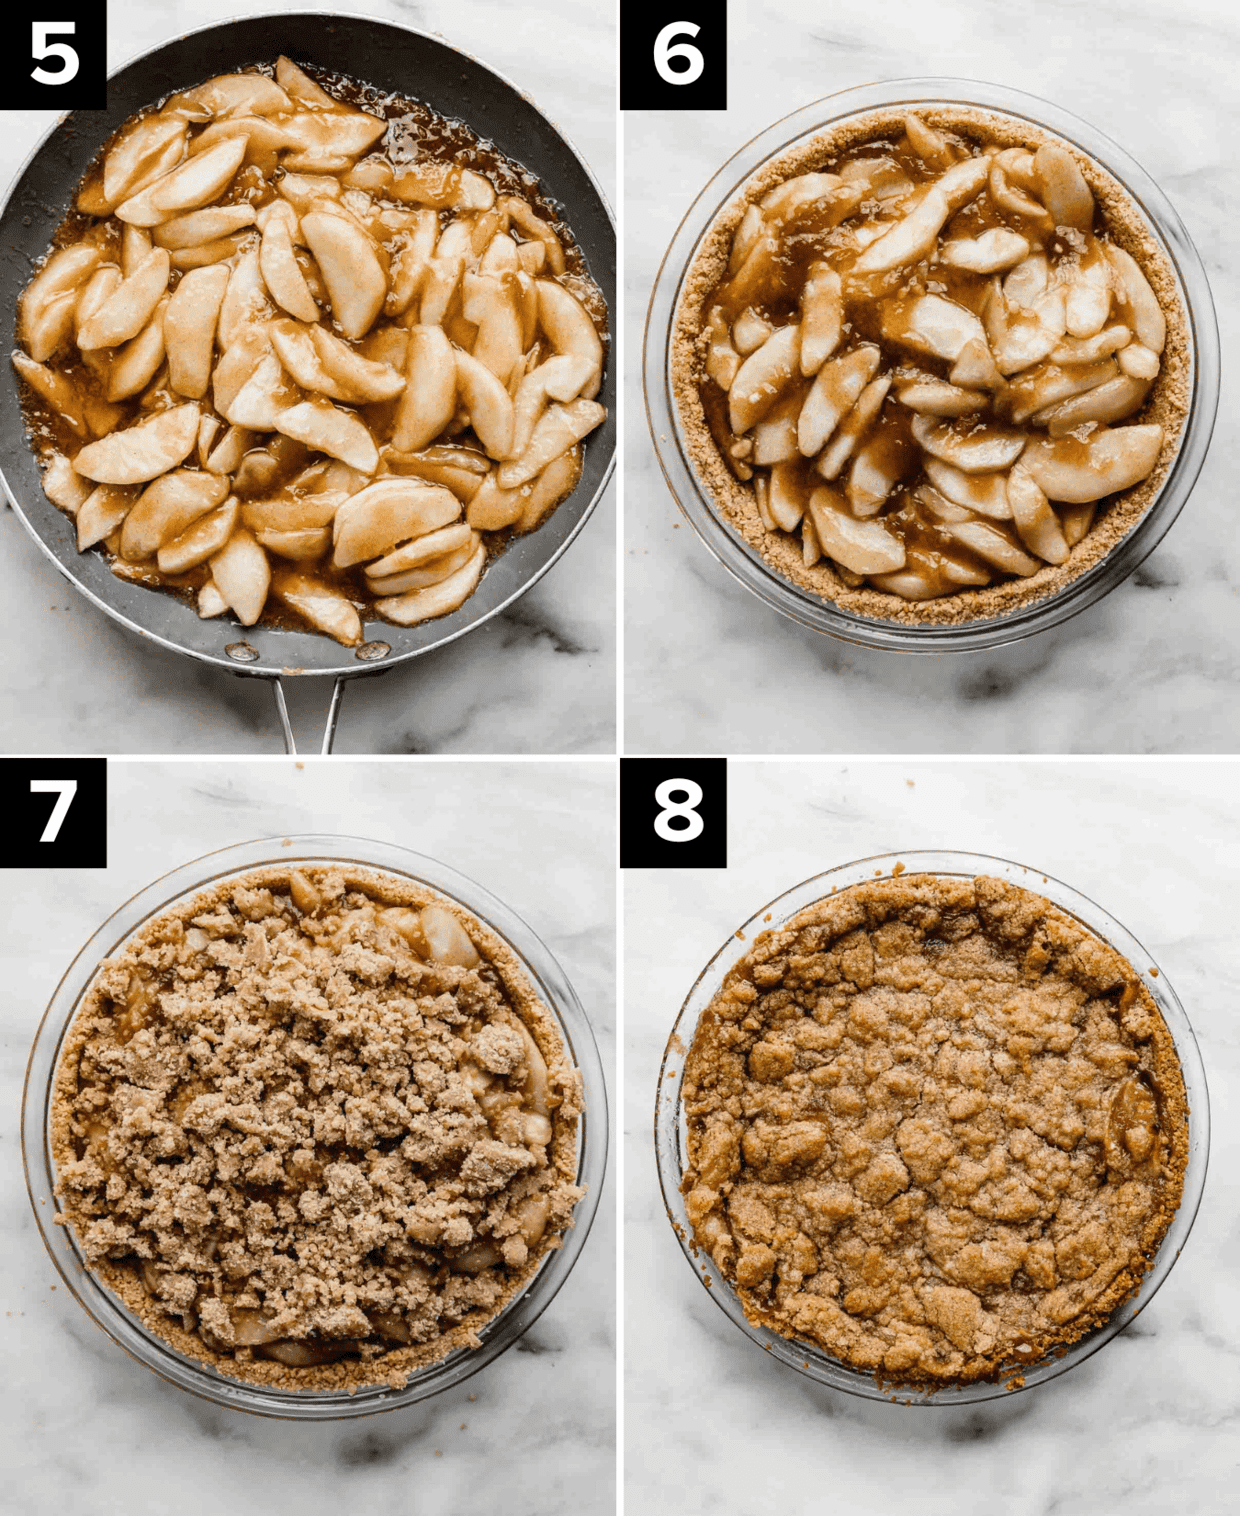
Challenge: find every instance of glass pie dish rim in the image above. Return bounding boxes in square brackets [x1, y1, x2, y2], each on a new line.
[653, 847, 1210, 1405]
[642, 75, 1221, 654]
[22, 832, 609, 1421]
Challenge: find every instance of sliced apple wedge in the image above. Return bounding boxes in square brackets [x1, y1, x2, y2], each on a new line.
[210, 528, 271, 625]
[270, 568, 363, 645]
[374, 541, 486, 625]
[73, 403, 200, 484]
[333, 479, 460, 567]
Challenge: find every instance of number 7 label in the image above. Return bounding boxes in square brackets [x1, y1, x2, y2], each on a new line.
[1, 759, 107, 868]
[30, 779, 79, 842]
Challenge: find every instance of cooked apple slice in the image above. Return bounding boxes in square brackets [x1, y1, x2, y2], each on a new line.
[847, 424, 916, 517]
[164, 263, 230, 399]
[152, 203, 256, 250]
[464, 471, 526, 530]
[178, 72, 292, 119]
[799, 263, 844, 374]
[374, 541, 486, 625]
[120, 468, 229, 558]
[77, 484, 138, 550]
[259, 216, 320, 322]
[939, 228, 1030, 274]
[1003, 358, 1117, 424]
[107, 298, 168, 401]
[705, 306, 741, 392]
[455, 349, 516, 460]
[170, 234, 249, 272]
[1020, 424, 1163, 501]
[984, 280, 1067, 375]
[157, 496, 240, 573]
[218, 246, 274, 348]
[1038, 374, 1149, 434]
[77, 248, 170, 350]
[42, 454, 92, 515]
[880, 293, 988, 364]
[948, 337, 1004, 392]
[270, 568, 362, 645]
[308, 325, 404, 402]
[11, 352, 87, 435]
[895, 378, 988, 417]
[1105, 245, 1166, 355]
[807, 486, 906, 575]
[502, 197, 565, 274]
[390, 325, 457, 453]
[854, 156, 990, 274]
[911, 413, 1027, 474]
[73, 403, 200, 483]
[74, 266, 122, 343]
[256, 526, 333, 560]
[205, 424, 254, 477]
[728, 324, 802, 435]
[1006, 464, 1068, 565]
[221, 349, 299, 430]
[269, 320, 346, 399]
[1117, 343, 1159, 381]
[536, 279, 604, 393]
[366, 538, 477, 594]
[210, 528, 271, 625]
[116, 137, 247, 225]
[462, 274, 523, 386]
[797, 345, 880, 456]
[752, 388, 805, 466]
[1033, 144, 1094, 231]
[817, 375, 892, 480]
[121, 226, 152, 279]
[19, 245, 100, 359]
[366, 520, 474, 578]
[333, 479, 460, 567]
[276, 55, 339, 109]
[480, 232, 520, 275]
[922, 457, 1012, 519]
[102, 117, 188, 209]
[300, 210, 385, 339]
[275, 400, 379, 474]
[198, 580, 229, 617]
[516, 447, 582, 532]
[942, 520, 1040, 576]
[242, 492, 346, 532]
[497, 398, 605, 489]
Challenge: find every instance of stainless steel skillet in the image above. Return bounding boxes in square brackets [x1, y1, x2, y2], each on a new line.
[0, 10, 616, 753]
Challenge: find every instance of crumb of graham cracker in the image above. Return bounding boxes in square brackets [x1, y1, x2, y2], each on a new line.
[681, 874, 1188, 1388]
[670, 104, 1192, 627]
[50, 864, 585, 1394]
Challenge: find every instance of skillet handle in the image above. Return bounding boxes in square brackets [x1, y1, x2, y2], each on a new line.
[267, 676, 347, 755]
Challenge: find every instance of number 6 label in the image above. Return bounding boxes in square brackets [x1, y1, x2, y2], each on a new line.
[620, 3, 728, 112]
[620, 759, 727, 870]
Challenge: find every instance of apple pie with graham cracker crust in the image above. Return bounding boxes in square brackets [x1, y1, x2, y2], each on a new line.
[50, 864, 584, 1392]
[680, 873, 1188, 1388]
[672, 105, 1190, 625]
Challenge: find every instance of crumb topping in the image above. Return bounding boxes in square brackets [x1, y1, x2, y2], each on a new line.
[51, 863, 584, 1393]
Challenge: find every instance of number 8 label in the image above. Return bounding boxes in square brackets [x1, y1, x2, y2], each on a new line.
[654, 778, 704, 843]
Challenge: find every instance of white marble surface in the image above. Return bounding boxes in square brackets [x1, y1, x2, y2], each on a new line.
[624, 759, 1240, 1513]
[1, 759, 615, 1515]
[0, 0, 615, 756]
[623, 0, 1240, 754]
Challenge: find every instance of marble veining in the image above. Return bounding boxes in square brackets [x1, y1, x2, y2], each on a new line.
[0, 0, 615, 756]
[625, 759, 1240, 1515]
[2, 759, 615, 1515]
[624, 0, 1240, 754]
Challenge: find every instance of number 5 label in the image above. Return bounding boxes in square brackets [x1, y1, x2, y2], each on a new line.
[620, 759, 727, 869]
[5, 3, 107, 109]
[620, 3, 728, 112]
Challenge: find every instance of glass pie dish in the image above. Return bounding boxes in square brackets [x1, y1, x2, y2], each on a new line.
[653, 849, 1208, 1404]
[23, 834, 607, 1420]
[643, 78, 1220, 653]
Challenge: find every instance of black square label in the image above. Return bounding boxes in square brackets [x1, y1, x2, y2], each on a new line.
[2, 5, 108, 111]
[1, 758, 107, 868]
[620, 758, 727, 869]
[620, 5, 727, 112]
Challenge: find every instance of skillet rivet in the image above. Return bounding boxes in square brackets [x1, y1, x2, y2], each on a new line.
[225, 641, 260, 663]
[356, 641, 391, 662]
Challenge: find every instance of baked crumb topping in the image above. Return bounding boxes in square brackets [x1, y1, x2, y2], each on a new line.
[51, 864, 583, 1392]
[681, 874, 1187, 1387]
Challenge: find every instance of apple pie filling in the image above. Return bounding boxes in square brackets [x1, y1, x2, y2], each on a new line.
[50, 866, 584, 1391]
[15, 58, 607, 645]
[687, 109, 1183, 608]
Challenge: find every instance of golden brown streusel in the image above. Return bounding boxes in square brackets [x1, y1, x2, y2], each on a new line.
[681, 874, 1187, 1387]
[51, 864, 583, 1393]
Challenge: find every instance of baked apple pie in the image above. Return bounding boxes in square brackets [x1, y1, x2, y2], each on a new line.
[51, 865, 584, 1391]
[672, 106, 1189, 623]
[681, 873, 1188, 1387]
[15, 57, 607, 645]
